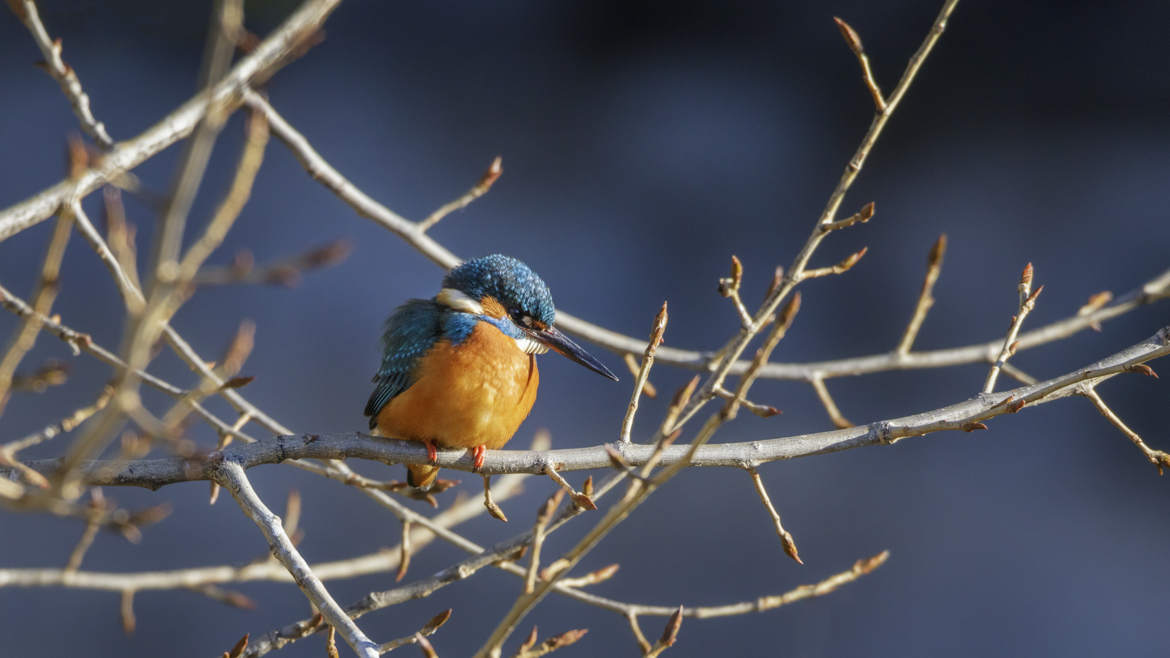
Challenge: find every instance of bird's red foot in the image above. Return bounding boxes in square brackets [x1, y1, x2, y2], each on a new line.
[471, 445, 486, 471]
[424, 439, 438, 464]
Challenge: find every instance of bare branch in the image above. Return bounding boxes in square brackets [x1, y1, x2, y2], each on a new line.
[800, 246, 868, 280]
[810, 377, 852, 429]
[620, 302, 669, 442]
[376, 609, 453, 654]
[193, 240, 350, 288]
[0, 208, 73, 415]
[418, 156, 503, 232]
[833, 17, 886, 111]
[820, 201, 874, 232]
[240, 76, 1170, 390]
[0, 0, 342, 243]
[13, 0, 114, 147]
[984, 263, 1043, 393]
[746, 467, 802, 565]
[896, 234, 946, 355]
[525, 490, 565, 594]
[16, 324, 1165, 487]
[1082, 388, 1170, 475]
[213, 460, 380, 658]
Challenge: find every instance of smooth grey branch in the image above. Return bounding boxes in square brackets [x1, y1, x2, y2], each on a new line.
[214, 460, 380, 658]
[15, 325, 1166, 489]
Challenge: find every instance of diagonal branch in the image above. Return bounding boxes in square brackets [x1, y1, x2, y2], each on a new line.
[0, 0, 342, 243]
[12, 0, 115, 148]
[213, 460, 380, 658]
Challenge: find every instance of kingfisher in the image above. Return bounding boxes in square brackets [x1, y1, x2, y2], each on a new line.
[365, 254, 619, 490]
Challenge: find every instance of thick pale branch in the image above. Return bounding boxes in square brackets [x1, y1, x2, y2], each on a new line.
[16, 325, 1165, 487]
[213, 460, 379, 658]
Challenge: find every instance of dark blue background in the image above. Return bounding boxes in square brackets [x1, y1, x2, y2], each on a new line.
[2, 1, 1168, 656]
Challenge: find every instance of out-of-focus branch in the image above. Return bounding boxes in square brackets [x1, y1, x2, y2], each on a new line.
[0, 209, 73, 415]
[0, 0, 342, 243]
[833, 17, 886, 111]
[12, 0, 114, 148]
[192, 240, 350, 288]
[0, 474, 526, 591]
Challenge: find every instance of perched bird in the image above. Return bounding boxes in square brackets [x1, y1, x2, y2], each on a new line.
[365, 254, 619, 490]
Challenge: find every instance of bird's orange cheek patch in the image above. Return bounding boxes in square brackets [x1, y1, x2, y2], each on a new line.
[481, 296, 507, 319]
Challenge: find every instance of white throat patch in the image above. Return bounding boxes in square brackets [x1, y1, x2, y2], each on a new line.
[514, 335, 549, 355]
[436, 288, 484, 314]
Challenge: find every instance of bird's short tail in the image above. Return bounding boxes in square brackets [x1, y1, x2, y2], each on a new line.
[407, 464, 440, 490]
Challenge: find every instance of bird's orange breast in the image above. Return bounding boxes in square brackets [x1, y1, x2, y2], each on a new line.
[375, 320, 539, 450]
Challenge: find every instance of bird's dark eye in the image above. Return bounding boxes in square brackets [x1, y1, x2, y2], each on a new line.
[516, 314, 534, 328]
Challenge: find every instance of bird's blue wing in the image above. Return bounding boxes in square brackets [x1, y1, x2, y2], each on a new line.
[365, 299, 443, 428]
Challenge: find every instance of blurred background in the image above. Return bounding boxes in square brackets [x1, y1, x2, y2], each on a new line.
[2, 0, 1168, 656]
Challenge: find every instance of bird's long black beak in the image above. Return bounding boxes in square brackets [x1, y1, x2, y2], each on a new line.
[531, 325, 619, 381]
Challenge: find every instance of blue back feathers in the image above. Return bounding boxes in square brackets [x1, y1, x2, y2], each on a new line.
[443, 254, 556, 328]
[365, 299, 442, 426]
[364, 255, 556, 428]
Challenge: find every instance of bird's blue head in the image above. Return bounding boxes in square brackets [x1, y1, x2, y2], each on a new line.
[437, 255, 618, 381]
[442, 254, 556, 329]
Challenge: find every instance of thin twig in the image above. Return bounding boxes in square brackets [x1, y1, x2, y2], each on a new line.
[483, 474, 509, 523]
[801, 246, 868, 280]
[0, 208, 73, 415]
[543, 464, 596, 510]
[810, 377, 852, 429]
[820, 201, 874, 232]
[620, 302, 669, 443]
[833, 17, 887, 111]
[510, 628, 588, 658]
[176, 104, 271, 285]
[64, 513, 102, 571]
[1081, 388, 1170, 474]
[13, 0, 114, 147]
[525, 490, 565, 594]
[897, 234, 946, 354]
[746, 467, 802, 564]
[718, 256, 753, 329]
[984, 263, 1043, 393]
[376, 609, 453, 654]
[417, 156, 503, 232]
[192, 240, 350, 287]
[721, 292, 800, 421]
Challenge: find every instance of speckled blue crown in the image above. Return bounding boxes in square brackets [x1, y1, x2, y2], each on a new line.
[443, 254, 556, 325]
